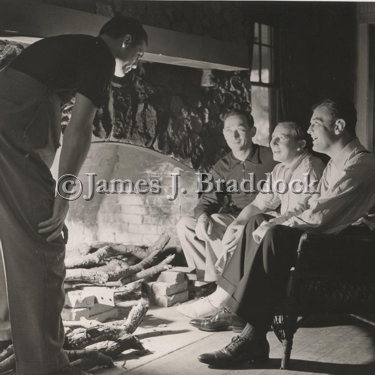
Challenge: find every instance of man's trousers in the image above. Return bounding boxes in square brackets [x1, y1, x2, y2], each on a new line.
[217, 214, 304, 327]
[0, 68, 69, 374]
[177, 214, 236, 282]
[217, 213, 375, 328]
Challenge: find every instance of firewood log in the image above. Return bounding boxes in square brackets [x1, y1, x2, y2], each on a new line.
[145, 232, 170, 255]
[0, 355, 15, 374]
[66, 326, 120, 349]
[122, 295, 150, 334]
[70, 352, 114, 370]
[89, 243, 149, 259]
[85, 335, 144, 358]
[90, 233, 171, 260]
[65, 269, 109, 284]
[65, 247, 109, 269]
[96, 257, 139, 273]
[113, 280, 143, 304]
[119, 255, 175, 285]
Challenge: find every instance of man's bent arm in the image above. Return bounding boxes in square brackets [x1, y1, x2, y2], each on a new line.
[38, 93, 97, 241]
[282, 164, 375, 233]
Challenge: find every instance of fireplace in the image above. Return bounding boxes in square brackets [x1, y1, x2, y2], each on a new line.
[51, 142, 198, 248]
[1, 0, 262, 251]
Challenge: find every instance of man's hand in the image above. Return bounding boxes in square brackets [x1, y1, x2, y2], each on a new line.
[195, 214, 213, 241]
[221, 222, 244, 262]
[38, 195, 69, 242]
[252, 220, 273, 244]
[352, 214, 375, 230]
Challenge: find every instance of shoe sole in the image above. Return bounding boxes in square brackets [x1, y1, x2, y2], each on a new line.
[201, 353, 269, 368]
[193, 325, 246, 333]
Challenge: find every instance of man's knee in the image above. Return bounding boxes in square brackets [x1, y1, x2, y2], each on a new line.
[263, 225, 303, 252]
[244, 213, 270, 236]
[176, 216, 196, 235]
[263, 224, 288, 242]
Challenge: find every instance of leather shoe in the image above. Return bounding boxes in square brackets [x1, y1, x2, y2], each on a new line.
[0, 340, 12, 350]
[190, 308, 246, 333]
[198, 334, 269, 368]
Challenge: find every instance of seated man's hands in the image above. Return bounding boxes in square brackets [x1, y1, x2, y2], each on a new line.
[195, 214, 213, 241]
[253, 220, 274, 244]
[221, 222, 244, 262]
[351, 214, 375, 230]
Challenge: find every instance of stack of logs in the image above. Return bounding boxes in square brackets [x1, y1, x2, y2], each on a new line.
[0, 234, 173, 374]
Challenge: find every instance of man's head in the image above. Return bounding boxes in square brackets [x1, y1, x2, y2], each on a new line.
[223, 109, 256, 153]
[99, 16, 148, 77]
[308, 98, 357, 154]
[270, 122, 307, 164]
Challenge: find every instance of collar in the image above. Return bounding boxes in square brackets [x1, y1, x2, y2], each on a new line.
[282, 150, 309, 174]
[228, 143, 261, 168]
[330, 138, 365, 170]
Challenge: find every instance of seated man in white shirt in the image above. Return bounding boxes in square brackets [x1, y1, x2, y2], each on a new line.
[197, 97, 375, 368]
[177, 121, 325, 319]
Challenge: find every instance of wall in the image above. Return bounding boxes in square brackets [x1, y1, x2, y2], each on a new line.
[279, 2, 357, 125]
[52, 143, 198, 248]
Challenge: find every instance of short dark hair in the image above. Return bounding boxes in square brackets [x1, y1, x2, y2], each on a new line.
[223, 109, 254, 129]
[312, 98, 357, 135]
[99, 16, 148, 46]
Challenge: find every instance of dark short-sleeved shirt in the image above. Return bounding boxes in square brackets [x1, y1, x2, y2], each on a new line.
[194, 144, 278, 220]
[10, 34, 115, 107]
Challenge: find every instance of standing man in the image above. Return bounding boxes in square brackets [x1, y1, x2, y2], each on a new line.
[176, 109, 277, 317]
[0, 16, 147, 375]
[197, 98, 375, 368]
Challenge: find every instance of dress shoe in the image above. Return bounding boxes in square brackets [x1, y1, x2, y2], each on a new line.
[198, 334, 269, 368]
[190, 308, 246, 333]
[176, 297, 221, 319]
[0, 340, 12, 350]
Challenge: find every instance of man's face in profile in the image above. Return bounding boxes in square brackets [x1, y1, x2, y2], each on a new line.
[308, 105, 336, 154]
[115, 38, 146, 77]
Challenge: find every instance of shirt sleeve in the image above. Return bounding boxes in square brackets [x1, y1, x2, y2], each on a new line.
[194, 164, 226, 220]
[252, 168, 281, 212]
[271, 162, 325, 225]
[281, 163, 375, 233]
[76, 47, 114, 108]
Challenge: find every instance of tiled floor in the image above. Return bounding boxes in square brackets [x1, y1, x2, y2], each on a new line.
[94, 307, 375, 375]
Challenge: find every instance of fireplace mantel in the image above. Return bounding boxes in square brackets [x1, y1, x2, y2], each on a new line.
[0, 0, 249, 71]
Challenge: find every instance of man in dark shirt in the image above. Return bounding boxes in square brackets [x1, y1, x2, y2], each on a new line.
[176, 109, 277, 317]
[0, 16, 147, 375]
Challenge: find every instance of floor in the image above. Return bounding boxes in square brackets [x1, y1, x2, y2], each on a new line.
[94, 307, 375, 375]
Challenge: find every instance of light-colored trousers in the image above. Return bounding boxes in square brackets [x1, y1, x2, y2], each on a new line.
[0, 243, 11, 341]
[177, 213, 237, 282]
[0, 68, 69, 374]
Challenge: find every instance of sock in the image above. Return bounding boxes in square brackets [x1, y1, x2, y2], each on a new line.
[240, 323, 254, 339]
[208, 286, 231, 308]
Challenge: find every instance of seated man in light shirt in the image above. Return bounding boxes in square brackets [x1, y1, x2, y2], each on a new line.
[220, 121, 325, 266]
[178, 121, 325, 319]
